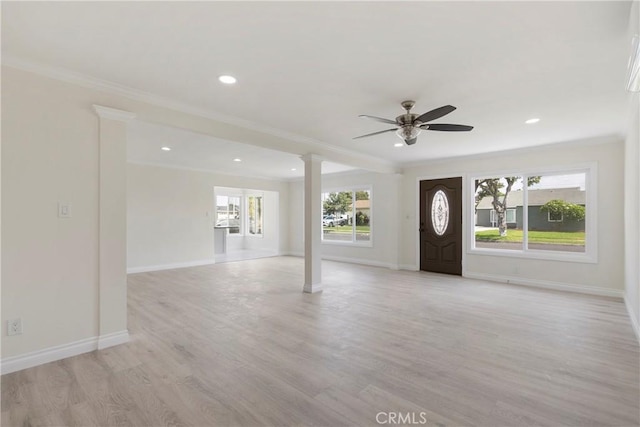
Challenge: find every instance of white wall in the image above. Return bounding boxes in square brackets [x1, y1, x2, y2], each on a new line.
[624, 1, 640, 338]
[288, 170, 402, 269]
[127, 164, 288, 271]
[2, 66, 101, 358]
[401, 138, 625, 296]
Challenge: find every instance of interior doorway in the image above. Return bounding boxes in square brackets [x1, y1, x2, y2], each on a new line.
[419, 177, 463, 275]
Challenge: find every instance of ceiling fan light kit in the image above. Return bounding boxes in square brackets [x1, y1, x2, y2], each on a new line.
[355, 100, 473, 145]
[396, 126, 421, 145]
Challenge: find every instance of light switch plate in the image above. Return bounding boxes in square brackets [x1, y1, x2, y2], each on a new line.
[58, 202, 72, 218]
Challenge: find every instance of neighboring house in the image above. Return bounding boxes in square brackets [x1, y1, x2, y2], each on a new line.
[476, 187, 585, 232]
[354, 199, 370, 217]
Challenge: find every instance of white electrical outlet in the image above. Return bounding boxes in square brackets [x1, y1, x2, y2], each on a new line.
[7, 318, 22, 336]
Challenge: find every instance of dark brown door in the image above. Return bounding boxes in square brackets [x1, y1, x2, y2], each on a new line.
[420, 177, 462, 275]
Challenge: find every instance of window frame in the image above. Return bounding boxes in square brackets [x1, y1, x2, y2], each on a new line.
[321, 186, 373, 247]
[468, 163, 596, 264]
[547, 210, 563, 223]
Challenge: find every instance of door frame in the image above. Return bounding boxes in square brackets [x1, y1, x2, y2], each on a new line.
[414, 173, 468, 274]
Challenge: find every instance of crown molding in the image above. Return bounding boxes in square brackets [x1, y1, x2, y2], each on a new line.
[399, 133, 624, 171]
[126, 161, 290, 183]
[93, 105, 136, 121]
[300, 153, 325, 163]
[2, 55, 399, 173]
[284, 167, 391, 183]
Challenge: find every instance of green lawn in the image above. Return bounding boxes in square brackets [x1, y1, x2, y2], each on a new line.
[475, 229, 585, 245]
[323, 225, 370, 234]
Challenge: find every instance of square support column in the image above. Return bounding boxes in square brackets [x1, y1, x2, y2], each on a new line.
[93, 105, 135, 349]
[301, 154, 323, 293]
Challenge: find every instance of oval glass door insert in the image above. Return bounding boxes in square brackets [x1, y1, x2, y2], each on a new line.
[431, 190, 449, 235]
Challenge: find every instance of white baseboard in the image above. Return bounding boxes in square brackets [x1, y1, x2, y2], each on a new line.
[399, 264, 419, 271]
[283, 251, 397, 270]
[127, 259, 215, 274]
[625, 296, 640, 342]
[283, 251, 304, 257]
[98, 330, 130, 350]
[320, 254, 396, 269]
[464, 272, 625, 298]
[1, 330, 129, 375]
[303, 283, 323, 293]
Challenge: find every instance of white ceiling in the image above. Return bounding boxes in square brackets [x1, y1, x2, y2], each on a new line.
[127, 120, 357, 179]
[1, 1, 633, 173]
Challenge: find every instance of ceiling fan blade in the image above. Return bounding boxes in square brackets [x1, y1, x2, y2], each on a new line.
[405, 137, 418, 145]
[359, 115, 398, 125]
[353, 128, 398, 140]
[423, 123, 474, 132]
[414, 105, 456, 124]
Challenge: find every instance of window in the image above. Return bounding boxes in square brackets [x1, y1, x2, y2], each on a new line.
[216, 195, 241, 234]
[322, 188, 371, 244]
[432, 190, 449, 236]
[548, 211, 563, 222]
[355, 190, 371, 242]
[527, 172, 586, 253]
[475, 176, 523, 251]
[472, 168, 592, 261]
[247, 195, 263, 235]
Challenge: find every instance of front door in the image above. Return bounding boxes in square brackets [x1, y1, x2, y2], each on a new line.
[419, 177, 462, 275]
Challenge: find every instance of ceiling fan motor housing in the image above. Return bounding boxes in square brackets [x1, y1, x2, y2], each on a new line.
[396, 113, 418, 126]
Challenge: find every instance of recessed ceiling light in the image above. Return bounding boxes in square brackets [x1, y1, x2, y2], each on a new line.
[219, 75, 237, 85]
[394, 142, 404, 147]
[291, 168, 297, 171]
[161, 147, 171, 151]
[233, 158, 242, 162]
[525, 118, 540, 124]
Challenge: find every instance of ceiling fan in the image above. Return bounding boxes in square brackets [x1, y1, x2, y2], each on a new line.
[354, 100, 473, 145]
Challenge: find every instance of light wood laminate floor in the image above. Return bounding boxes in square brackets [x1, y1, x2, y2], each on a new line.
[2, 257, 639, 426]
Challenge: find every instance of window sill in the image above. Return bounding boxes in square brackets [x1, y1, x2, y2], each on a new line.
[467, 247, 597, 264]
[321, 240, 373, 248]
